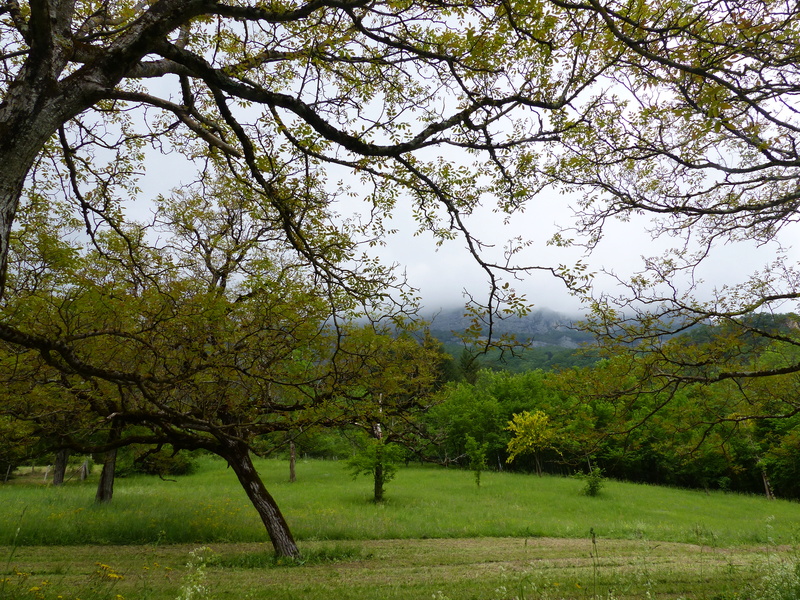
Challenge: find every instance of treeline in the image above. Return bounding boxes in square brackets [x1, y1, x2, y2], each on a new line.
[7, 322, 800, 502]
[288, 359, 800, 500]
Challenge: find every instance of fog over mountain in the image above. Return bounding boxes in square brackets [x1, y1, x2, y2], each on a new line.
[424, 306, 593, 349]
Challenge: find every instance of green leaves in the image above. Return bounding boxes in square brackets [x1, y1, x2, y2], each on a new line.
[505, 409, 560, 465]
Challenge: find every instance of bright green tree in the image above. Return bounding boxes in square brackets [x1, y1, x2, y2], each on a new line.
[506, 410, 561, 476]
[347, 435, 405, 503]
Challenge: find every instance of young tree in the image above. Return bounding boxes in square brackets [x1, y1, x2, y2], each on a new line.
[341, 329, 444, 501]
[506, 410, 561, 476]
[464, 434, 488, 488]
[347, 433, 404, 503]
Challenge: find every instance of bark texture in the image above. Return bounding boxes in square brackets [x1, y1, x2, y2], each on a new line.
[52, 448, 69, 486]
[95, 448, 118, 503]
[224, 441, 299, 558]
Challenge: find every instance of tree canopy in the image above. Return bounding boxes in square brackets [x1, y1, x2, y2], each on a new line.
[0, 180, 444, 555]
[1, 1, 797, 326]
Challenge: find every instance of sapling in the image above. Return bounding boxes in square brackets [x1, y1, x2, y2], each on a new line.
[465, 435, 489, 488]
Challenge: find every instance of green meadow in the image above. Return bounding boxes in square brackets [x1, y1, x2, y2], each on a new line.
[2, 456, 800, 599]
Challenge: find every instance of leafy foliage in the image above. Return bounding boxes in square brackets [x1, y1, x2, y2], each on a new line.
[464, 434, 488, 488]
[506, 410, 560, 466]
[579, 466, 605, 497]
[346, 437, 405, 502]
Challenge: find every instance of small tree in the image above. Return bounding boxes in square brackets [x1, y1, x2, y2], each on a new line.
[580, 466, 605, 497]
[347, 435, 404, 503]
[464, 434, 488, 488]
[506, 410, 560, 476]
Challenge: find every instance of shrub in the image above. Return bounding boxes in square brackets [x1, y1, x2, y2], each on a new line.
[581, 466, 605, 497]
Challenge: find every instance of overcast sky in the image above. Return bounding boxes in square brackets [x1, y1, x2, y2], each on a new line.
[136, 145, 799, 317]
[369, 191, 799, 316]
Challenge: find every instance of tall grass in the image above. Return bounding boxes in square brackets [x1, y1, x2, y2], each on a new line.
[1, 455, 798, 547]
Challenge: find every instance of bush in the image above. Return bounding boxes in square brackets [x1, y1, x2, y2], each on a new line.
[580, 466, 605, 497]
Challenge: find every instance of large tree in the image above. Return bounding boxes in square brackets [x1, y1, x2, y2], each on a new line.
[0, 0, 602, 316]
[2, 0, 800, 548]
[1, 1, 797, 331]
[1, 178, 443, 556]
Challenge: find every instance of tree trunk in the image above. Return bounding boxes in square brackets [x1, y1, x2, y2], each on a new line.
[95, 422, 122, 503]
[761, 468, 774, 500]
[52, 448, 69, 486]
[0, 81, 87, 295]
[224, 441, 300, 558]
[289, 441, 296, 483]
[95, 448, 118, 503]
[374, 460, 385, 502]
[372, 420, 385, 502]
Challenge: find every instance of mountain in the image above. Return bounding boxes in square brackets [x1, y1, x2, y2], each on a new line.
[424, 307, 594, 349]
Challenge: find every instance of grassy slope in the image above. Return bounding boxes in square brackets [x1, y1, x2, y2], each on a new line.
[2, 456, 796, 546]
[1, 457, 798, 599]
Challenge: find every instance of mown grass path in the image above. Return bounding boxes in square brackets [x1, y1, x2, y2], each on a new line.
[1, 537, 781, 599]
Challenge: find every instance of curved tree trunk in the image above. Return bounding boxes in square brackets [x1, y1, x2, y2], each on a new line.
[223, 441, 300, 558]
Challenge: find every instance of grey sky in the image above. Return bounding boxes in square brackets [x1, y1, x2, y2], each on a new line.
[369, 185, 799, 315]
[136, 142, 798, 317]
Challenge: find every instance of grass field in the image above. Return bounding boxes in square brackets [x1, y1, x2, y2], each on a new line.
[1, 456, 799, 599]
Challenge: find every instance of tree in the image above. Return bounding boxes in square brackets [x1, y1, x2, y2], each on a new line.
[0, 0, 607, 318]
[506, 409, 561, 476]
[341, 329, 445, 502]
[3, 0, 800, 552]
[347, 434, 404, 503]
[425, 377, 508, 468]
[464, 434, 488, 488]
[0, 180, 446, 556]
[0, 414, 38, 481]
